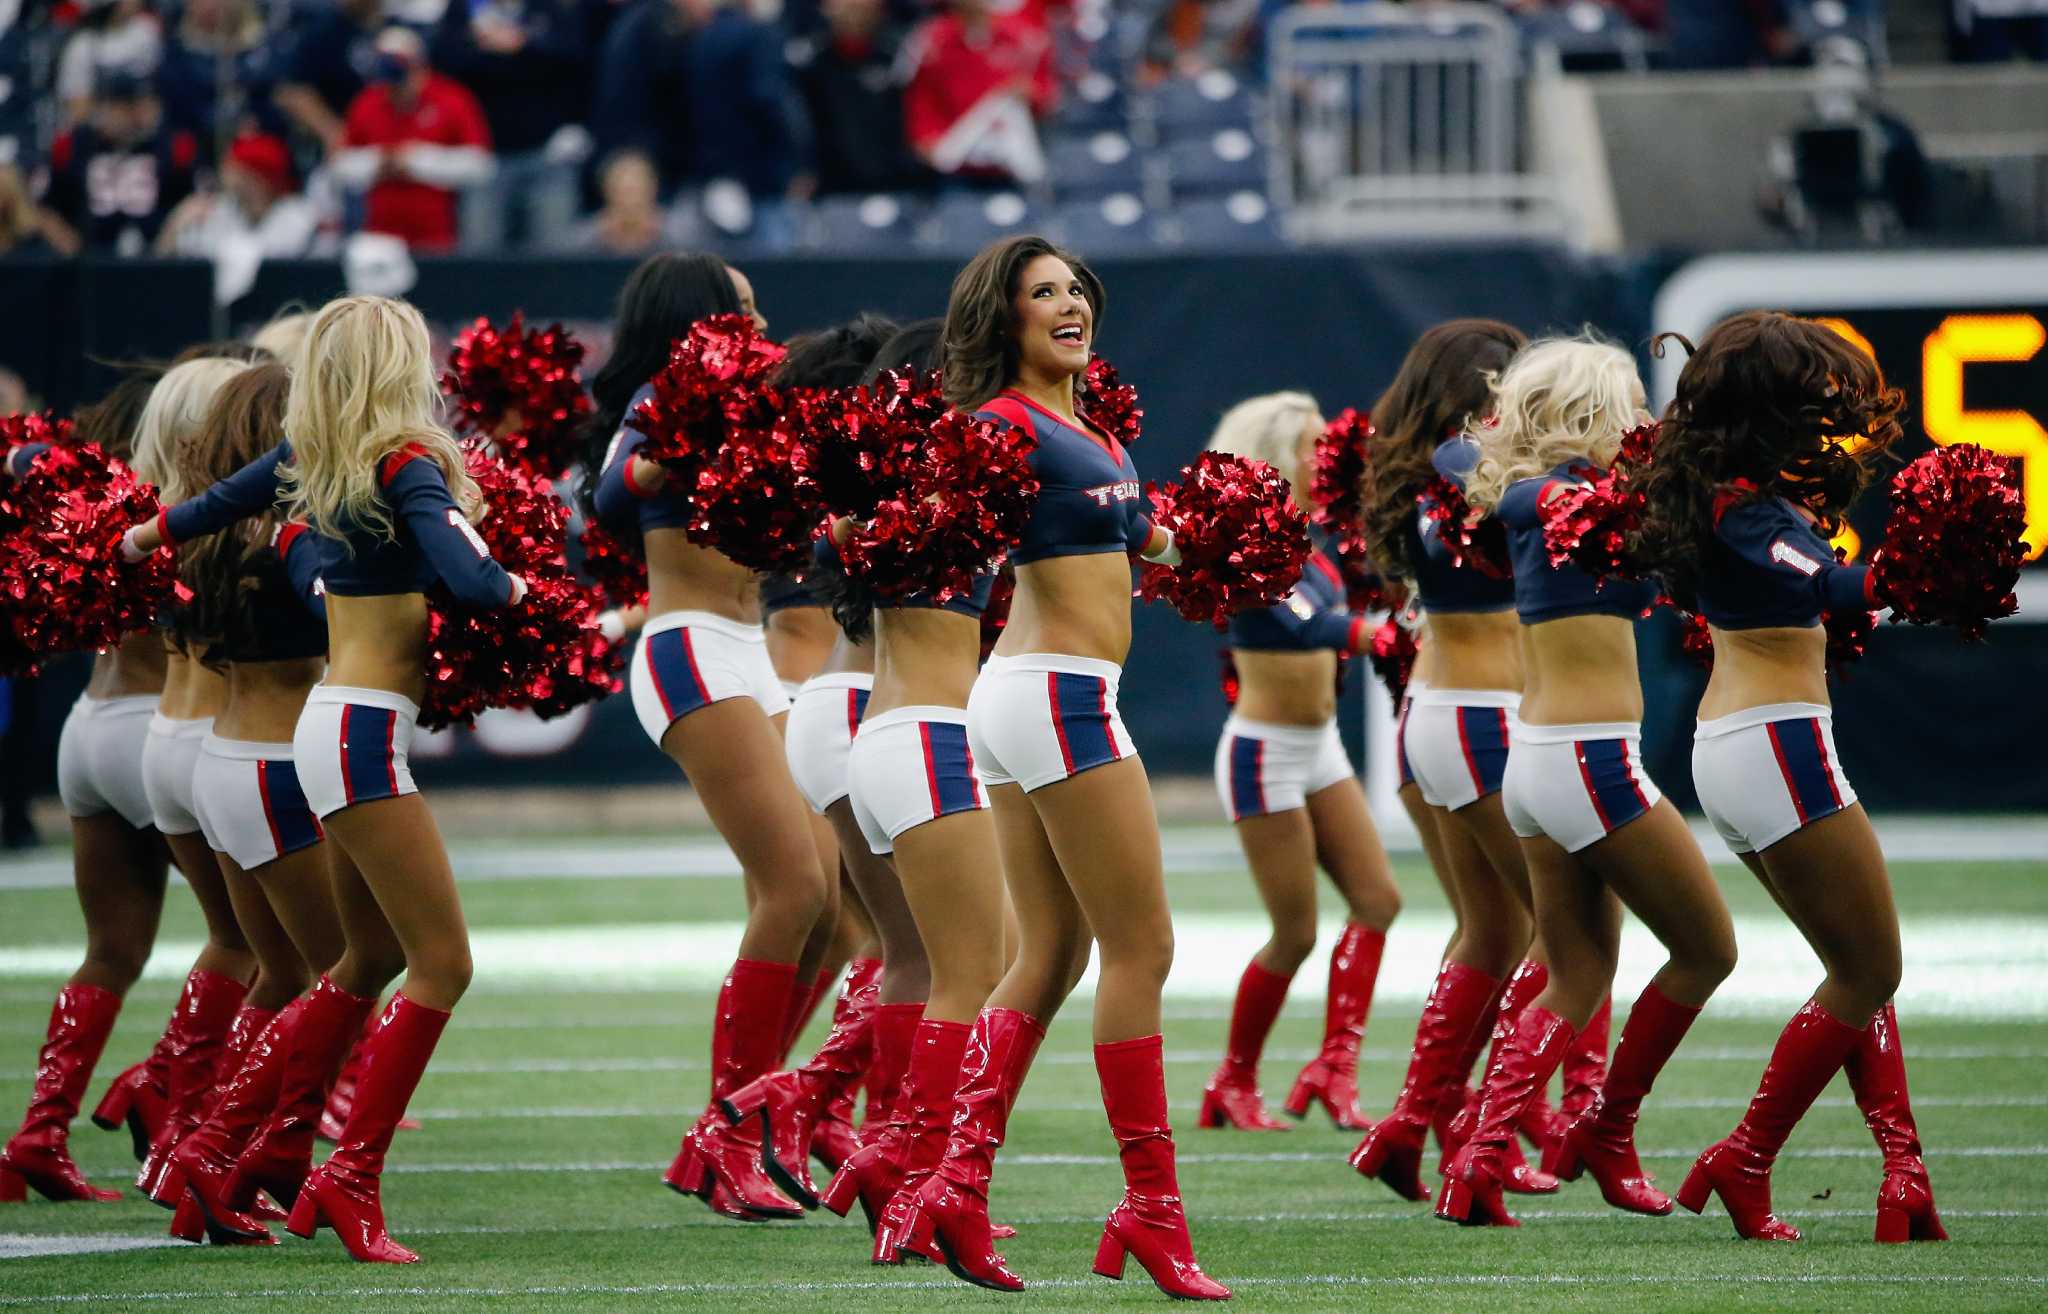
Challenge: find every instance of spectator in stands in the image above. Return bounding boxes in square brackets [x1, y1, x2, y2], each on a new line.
[1760, 37, 1930, 243]
[677, 0, 811, 248]
[588, 0, 695, 197]
[1951, 1, 2048, 61]
[1139, 0, 1260, 86]
[155, 132, 318, 260]
[552, 148, 691, 254]
[155, 0, 269, 153]
[1664, 0, 1801, 69]
[273, 0, 386, 153]
[331, 26, 494, 253]
[41, 67, 198, 255]
[432, 0, 591, 250]
[903, 0, 1056, 187]
[789, 0, 930, 195]
[55, 1, 163, 126]
[0, 162, 67, 258]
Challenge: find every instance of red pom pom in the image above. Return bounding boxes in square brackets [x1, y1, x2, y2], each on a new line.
[1, 412, 76, 457]
[1823, 607, 1876, 672]
[1675, 607, 1715, 672]
[419, 447, 623, 729]
[629, 315, 816, 572]
[1367, 617, 1418, 703]
[0, 442, 173, 674]
[1538, 422, 1660, 583]
[1418, 474, 1511, 578]
[1870, 443, 2028, 640]
[441, 314, 592, 480]
[1311, 408, 1390, 610]
[791, 368, 938, 517]
[576, 520, 647, 611]
[1080, 356, 1142, 448]
[835, 409, 1040, 604]
[1139, 452, 1311, 626]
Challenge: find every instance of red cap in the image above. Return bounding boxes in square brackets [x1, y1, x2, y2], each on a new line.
[227, 133, 295, 196]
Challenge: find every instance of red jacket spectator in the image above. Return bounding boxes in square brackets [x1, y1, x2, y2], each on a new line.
[333, 27, 493, 252]
[903, 0, 1056, 183]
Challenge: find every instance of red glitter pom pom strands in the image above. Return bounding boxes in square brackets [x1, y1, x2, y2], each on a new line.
[442, 314, 593, 480]
[1139, 452, 1311, 626]
[1871, 443, 2029, 641]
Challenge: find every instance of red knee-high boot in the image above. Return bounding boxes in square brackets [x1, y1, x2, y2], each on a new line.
[1434, 974, 1504, 1153]
[1439, 960, 1557, 1194]
[777, 969, 834, 1065]
[137, 972, 251, 1205]
[91, 1031, 174, 1164]
[1199, 960, 1294, 1131]
[905, 1007, 1045, 1291]
[664, 959, 803, 1219]
[1091, 1035, 1231, 1301]
[1846, 1002, 1946, 1243]
[149, 1002, 277, 1207]
[0, 984, 124, 1202]
[286, 994, 449, 1263]
[872, 1018, 972, 1263]
[170, 1000, 300, 1244]
[321, 1004, 422, 1142]
[718, 958, 882, 1208]
[1285, 922, 1383, 1130]
[820, 1000, 923, 1229]
[1436, 1006, 1577, 1226]
[226, 977, 376, 1215]
[1676, 998, 1865, 1241]
[1552, 996, 1610, 1136]
[812, 958, 881, 1174]
[1545, 983, 1699, 1214]
[1350, 961, 1499, 1202]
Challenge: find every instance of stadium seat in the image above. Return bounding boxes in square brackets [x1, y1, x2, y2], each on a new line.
[805, 194, 925, 253]
[1150, 69, 1256, 138]
[928, 191, 1043, 251]
[1047, 69, 1129, 135]
[1172, 192, 1284, 249]
[1165, 130, 1267, 198]
[1046, 131, 1145, 200]
[1051, 193, 1154, 254]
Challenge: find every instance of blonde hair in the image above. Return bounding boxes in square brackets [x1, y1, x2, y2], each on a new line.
[279, 295, 477, 546]
[131, 357, 255, 502]
[1467, 334, 1646, 511]
[250, 310, 313, 363]
[1206, 391, 1321, 478]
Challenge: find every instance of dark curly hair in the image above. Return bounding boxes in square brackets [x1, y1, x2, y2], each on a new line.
[1630, 310, 1905, 609]
[1361, 318, 1527, 581]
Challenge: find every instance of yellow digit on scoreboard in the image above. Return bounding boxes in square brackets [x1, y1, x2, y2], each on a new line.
[1922, 315, 2048, 562]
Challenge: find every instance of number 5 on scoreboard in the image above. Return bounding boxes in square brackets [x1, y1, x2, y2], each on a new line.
[1922, 314, 2047, 561]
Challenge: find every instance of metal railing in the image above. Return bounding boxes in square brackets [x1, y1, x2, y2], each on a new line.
[1266, 3, 1562, 240]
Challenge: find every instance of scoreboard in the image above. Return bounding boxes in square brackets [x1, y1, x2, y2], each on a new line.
[1651, 251, 2048, 568]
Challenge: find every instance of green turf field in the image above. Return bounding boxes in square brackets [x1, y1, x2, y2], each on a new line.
[1, 825, 2043, 1312]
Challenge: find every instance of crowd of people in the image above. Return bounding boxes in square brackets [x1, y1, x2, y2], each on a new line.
[0, 1, 2037, 265]
[1, 229, 1994, 1296]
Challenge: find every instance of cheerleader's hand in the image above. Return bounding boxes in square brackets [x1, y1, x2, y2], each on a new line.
[1140, 525, 1181, 567]
[598, 609, 627, 642]
[120, 523, 155, 563]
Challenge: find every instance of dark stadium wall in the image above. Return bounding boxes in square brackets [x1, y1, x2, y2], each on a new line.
[3, 251, 2042, 810]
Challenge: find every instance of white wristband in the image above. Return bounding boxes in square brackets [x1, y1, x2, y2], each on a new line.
[507, 574, 528, 605]
[598, 609, 627, 642]
[120, 525, 152, 563]
[1141, 528, 1181, 567]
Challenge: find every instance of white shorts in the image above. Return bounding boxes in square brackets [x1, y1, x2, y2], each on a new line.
[628, 610, 792, 747]
[191, 736, 326, 870]
[968, 653, 1137, 794]
[142, 714, 214, 836]
[1693, 703, 1857, 854]
[1395, 680, 1427, 790]
[847, 707, 988, 854]
[56, 693, 159, 829]
[1502, 721, 1663, 853]
[785, 673, 873, 813]
[291, 685, 421, 820]
[1403, 688, 1519, 812]
[1213, 715, 1353, 822]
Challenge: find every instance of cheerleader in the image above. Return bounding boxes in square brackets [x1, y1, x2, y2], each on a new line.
[1633, 311, 1944, 1243]
[1197, 393, 1401, 1133]
[584, 253, 829, 1219]
[157, 363, 349, 1244]
[125, 295, 529, 1262]
[0, 370, 185, 1204]
[1430, 337, 1736, 1226]
[127, 359, 281, 1208]
[1349, 320, 1568, 1201]
[888, 236, 1228, 1299]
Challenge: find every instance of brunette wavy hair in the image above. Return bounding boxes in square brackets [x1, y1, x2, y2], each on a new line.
[1361, 318, 1527, 581]
[1630, 310, 1905, 609]
[172, 363, 293, 663]
[941, 235, 1105, 412]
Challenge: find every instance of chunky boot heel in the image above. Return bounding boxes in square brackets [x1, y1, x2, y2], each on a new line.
[1095, 1036, 1232, 1301]
[1433, 1179, 1475, 1224]
[285, 1186, 320, 1240]
[1874, 1168, 1946, 1243]
[1846, 1004, 1947, 1245]
[169, 1194, 204, 1243]
[1092, 1228, 1127, 1280]
[1674, 1160, 1710, 1215]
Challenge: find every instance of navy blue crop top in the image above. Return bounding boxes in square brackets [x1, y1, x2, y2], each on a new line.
[159, 441, 520, 610]
[205, 523, 329, 664]
[592, 385, 693, 534]
[1496, 459, 1660, 625]
[973, 391, 1152, 566]
[1695, 491, 1877, 630]
[811, 535, 998, 619]
[1411, 436, 1516, 615]
[1228, 544, 1366, 652]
